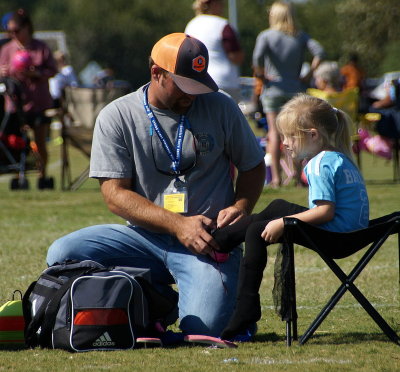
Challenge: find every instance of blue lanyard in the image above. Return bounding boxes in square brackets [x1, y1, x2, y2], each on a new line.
[143, 84, 190, 176]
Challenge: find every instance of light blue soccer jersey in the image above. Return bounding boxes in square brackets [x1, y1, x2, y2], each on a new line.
[304, 151, 369, 232]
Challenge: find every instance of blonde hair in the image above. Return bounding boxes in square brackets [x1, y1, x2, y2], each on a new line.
[269, 1, 297, 36]
[276, 94, 354, 161]
[193, 0, 220, 15]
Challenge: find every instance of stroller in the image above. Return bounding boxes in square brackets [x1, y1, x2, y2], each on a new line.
[0, 77, 39, 190]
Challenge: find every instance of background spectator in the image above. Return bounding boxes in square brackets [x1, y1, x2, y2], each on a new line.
[314, 61, 342, 93]
[49, 50, 78, 108]
[252, 1, 324, 188]
[185, 0, 244, 102]
[340, 52, 365, 91]
[0, 8, 57, 189]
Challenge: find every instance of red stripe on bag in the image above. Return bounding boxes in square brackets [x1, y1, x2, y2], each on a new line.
[0, 316, 25, 331]
[74, 309, 129, 325]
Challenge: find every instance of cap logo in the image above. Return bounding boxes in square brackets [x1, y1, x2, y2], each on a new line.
[192, 55, 206, 73]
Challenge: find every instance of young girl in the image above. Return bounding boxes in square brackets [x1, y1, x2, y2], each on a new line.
[213, 93, 369, 340]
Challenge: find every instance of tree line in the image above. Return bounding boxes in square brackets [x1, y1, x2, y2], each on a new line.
[1, 0, 399, 89]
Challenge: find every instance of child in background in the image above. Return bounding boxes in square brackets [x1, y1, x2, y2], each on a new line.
[213, 94, 369, 340]
[49, 50, 78, 108]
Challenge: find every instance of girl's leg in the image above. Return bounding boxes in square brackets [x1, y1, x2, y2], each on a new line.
[221, 220, 268, 340]
[220, 201, 308, 339]
[213, 199, 307, 253]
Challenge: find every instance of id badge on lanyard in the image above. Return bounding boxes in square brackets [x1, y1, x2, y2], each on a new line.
[162, 179, 188, 214]
[143, 84, 190, 214]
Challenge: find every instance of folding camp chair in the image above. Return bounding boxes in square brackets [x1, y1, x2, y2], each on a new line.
[60, 86, 130, 190]
[279, 212, 400, 346]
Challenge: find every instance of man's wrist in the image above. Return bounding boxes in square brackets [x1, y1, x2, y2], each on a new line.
[164, 212, 185, 237]
[233, 199, 251, 216]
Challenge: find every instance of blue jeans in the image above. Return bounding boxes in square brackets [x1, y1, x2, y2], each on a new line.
[47, 224, 242, 337]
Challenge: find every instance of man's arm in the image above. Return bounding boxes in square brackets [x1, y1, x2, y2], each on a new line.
[99, 178, 219, 255]
[216, 161, 266, 228]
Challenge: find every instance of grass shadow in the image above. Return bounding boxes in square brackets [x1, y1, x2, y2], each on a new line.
[251, 329, 399, 346]
[252, 332, 284, 343]
[296, 331, 398, 345]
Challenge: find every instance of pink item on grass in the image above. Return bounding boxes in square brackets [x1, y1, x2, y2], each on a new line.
[364, 135, 393, 160]
[358, 128, 392, 160]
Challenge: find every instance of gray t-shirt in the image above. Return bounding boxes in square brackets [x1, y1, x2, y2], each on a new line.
[252, 29, 325, 96]
[90, 85, 264, 219]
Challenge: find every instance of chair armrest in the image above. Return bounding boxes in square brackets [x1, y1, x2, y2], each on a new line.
[283, 217, 301, 227]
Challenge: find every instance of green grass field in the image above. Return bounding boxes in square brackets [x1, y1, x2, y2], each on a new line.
[0, 131, 399, 371]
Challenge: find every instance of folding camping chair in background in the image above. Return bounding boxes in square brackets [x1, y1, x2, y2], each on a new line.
[60, 86, 130, 190]
[277, 212, 400, 346]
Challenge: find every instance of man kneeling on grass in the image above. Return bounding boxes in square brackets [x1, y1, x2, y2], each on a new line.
[46, 33, 266, 338]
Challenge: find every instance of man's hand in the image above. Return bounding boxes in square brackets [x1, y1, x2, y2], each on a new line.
[216, 205, 247, 229]
[175, 215, 218, 255]
[100, 178, 221, 256]
[261, 218, 284, 243]
[219, 161, 265, 229]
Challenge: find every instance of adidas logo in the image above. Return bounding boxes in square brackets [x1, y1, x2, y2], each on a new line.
[93, 331, 116, 347]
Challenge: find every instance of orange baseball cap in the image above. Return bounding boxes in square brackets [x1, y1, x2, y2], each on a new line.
[151, 33, 218, 95]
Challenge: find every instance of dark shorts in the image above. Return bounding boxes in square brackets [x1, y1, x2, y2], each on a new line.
[4, 111, 51, 130]
[260, 93, 295, 113]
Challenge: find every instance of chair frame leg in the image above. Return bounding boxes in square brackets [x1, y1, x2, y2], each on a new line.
[69, 166, 90, 191]
[61, 133, 71, 191]
[299, 271, 399, 345]
[285, 241, 298, 346]
[297, 226, 400, 345]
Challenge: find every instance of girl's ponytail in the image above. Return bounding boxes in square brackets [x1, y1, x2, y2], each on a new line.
[334, 108, 354, 161]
